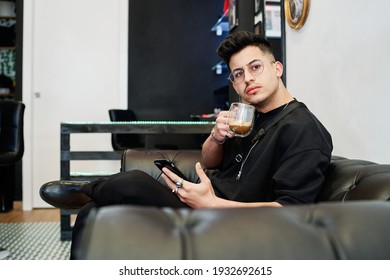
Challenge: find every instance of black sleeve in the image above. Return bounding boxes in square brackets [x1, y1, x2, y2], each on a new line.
[272, 149, 331, 205]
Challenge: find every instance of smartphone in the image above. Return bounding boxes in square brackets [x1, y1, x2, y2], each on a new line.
[154, 159, 189, 181]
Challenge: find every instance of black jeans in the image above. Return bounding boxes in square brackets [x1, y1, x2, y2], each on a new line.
[70, 170, 189, 259]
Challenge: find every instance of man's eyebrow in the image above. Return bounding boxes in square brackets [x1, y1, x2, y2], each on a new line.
[232, 59, 261, 72]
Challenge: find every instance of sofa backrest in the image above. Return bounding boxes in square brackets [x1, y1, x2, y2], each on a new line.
[318, 156, 390, 202]
[121, 149, 390, 202]
[121, 149, 202, 185]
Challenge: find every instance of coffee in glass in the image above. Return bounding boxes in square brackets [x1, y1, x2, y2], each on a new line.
[228, 102, 255, 137]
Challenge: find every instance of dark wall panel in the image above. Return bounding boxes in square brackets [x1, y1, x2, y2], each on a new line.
[128, 0, 227, 121]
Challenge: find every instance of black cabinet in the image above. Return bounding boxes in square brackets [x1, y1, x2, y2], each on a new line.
[0, 0, 23, 200]
[0, 0, 21, 101]
[0, 11, 16, 98]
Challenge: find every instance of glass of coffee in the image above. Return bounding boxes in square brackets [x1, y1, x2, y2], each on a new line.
[228, 102, 255, 137]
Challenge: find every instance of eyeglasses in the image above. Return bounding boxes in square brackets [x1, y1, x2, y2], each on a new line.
[228, 60, 275, 85]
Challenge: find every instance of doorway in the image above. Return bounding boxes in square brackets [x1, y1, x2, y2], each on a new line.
[22, 0, 128, 209]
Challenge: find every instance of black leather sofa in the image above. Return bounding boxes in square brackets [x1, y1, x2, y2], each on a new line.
[73, 149, 390, 260]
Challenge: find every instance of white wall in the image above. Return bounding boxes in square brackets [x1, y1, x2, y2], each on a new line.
[22, 0, 128, 209]
[286, 0, 390, 163]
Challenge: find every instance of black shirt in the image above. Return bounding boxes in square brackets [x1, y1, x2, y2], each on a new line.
[210, 100, 333, 205]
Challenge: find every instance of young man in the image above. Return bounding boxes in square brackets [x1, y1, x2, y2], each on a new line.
[40, 31, 332, 258]
[160, 31, 332, 208]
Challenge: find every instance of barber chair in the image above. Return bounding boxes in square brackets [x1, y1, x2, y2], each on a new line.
[108, 109, 142, 150]
[0, 100, 25, 212]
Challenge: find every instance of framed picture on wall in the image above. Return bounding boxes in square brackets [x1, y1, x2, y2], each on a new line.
[229, 0, 238, 31]
[265, 3, 281, 38]
[284, 0, 310, 30]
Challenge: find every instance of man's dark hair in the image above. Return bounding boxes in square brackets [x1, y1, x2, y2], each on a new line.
[217, 31, 274, 66]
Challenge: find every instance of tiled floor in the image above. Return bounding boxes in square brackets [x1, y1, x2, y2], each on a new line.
[0, 222, 71, 260]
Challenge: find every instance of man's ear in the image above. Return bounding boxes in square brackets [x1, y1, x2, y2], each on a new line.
[274, 61, 284, 78]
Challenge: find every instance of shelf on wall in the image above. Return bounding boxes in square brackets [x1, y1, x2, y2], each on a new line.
[211, 10, 229, 36]
[0, 93, 15, 98]
[0, 14, 17, 97]
[211, 61, 228, 75]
